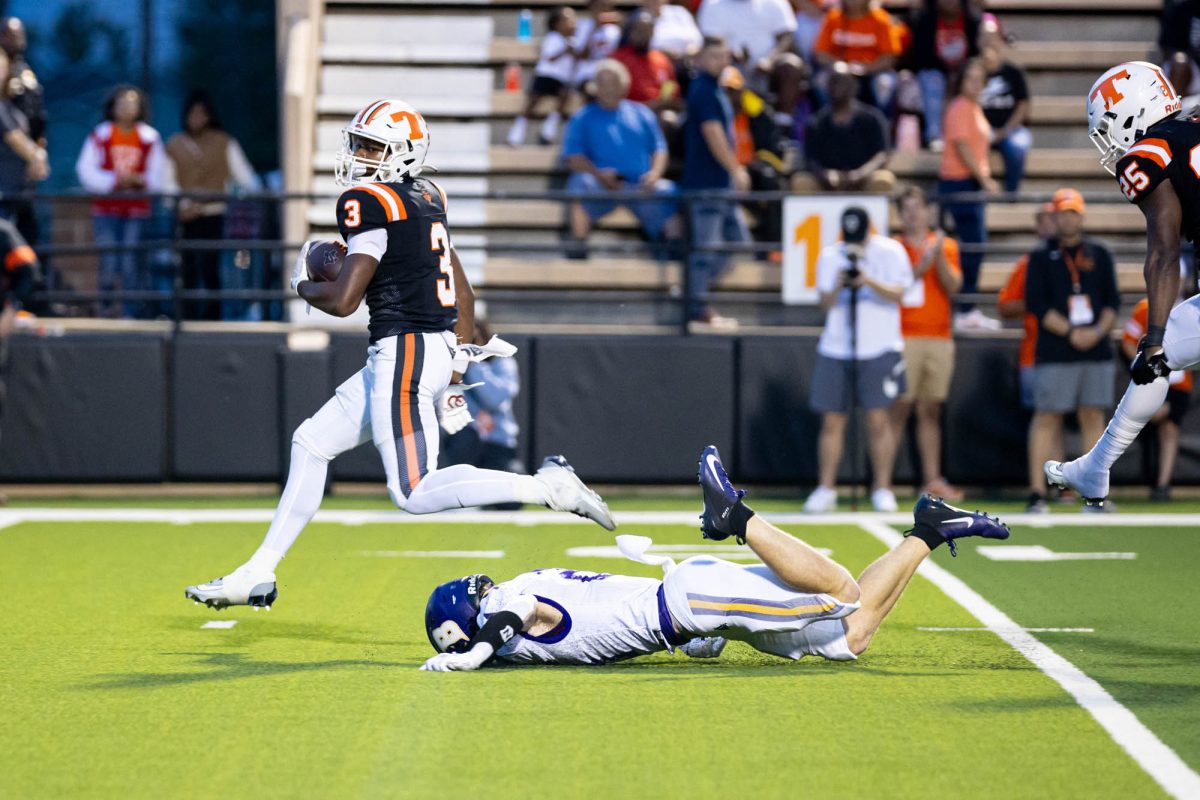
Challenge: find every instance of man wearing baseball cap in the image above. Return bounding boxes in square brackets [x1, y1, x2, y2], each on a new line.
[1022, 188, 1120, 513]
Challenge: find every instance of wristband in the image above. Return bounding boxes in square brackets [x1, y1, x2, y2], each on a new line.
[1143, 325, 1166, 348]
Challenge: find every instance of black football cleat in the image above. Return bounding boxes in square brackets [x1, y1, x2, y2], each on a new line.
[908, 494, 1010, 557]
[698, 445, 752, 544]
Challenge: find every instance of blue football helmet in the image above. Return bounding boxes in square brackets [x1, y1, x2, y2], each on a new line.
[425, 574, 494, 653]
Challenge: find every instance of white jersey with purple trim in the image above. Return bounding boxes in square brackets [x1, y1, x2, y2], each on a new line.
[478, 569, 671, 665]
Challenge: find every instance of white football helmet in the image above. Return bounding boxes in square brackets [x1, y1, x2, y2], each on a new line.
[334, 99, 432, 186]
[1087, 61, 1182, 175]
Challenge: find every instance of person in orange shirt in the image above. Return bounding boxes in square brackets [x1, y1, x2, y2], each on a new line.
[997, 203, 1056, 409]
[1122, 282, 1195, 502]
[812, 0, 901, 111]
[938, 57, 998, 332]
[890, 186, 963, 500]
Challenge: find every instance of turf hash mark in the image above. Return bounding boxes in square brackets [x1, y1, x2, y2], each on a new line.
[858, 519, 1200, 799]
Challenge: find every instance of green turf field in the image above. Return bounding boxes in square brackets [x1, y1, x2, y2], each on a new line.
[1, 506, 1197, 798]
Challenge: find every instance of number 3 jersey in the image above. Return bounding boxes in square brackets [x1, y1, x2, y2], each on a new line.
[1116, 113, 1200, 241]
[477, 569, 676, 665]
[335, 177, 457, 340]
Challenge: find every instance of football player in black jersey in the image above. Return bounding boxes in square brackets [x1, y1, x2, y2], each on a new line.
[186, 99, 615, 610]
[1046, 62, 1200, 508]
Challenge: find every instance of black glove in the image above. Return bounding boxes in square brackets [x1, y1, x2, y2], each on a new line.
[1130, 328, 1170, 384]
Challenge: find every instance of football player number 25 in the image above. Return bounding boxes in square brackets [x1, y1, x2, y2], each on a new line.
[431, 221, 455, 307]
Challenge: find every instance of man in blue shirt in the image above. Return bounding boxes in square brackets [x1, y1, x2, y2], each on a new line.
[562, 59, 679, 258]
[681, 36, 750, 326]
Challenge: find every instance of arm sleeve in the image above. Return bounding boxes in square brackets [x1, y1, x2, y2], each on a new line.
[561, 110, 587, 159]
[226, 139, 262, 192]
[346, 228, 389, 261]
[1023, 252, 1051, 319]
[335, 188, 390, 241]
[75, 132, 117, 193]
[141, 133, 167, 193]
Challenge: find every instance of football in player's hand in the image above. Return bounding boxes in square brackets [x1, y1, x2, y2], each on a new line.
[306, 240, 347, 283]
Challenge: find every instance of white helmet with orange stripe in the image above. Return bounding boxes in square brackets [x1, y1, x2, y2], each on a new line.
[1087, 61, 1183, 175]
[334, 99, 432, 186]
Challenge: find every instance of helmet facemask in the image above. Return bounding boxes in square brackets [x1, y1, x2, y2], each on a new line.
[334, 130, 427, 187]
[1089, 112, 1128, 176]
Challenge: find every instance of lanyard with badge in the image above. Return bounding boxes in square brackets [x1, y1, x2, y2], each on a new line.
[1062, 245, 1094, 326]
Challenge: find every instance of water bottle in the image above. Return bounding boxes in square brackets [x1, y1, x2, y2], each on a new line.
[517, 9, 533, 42]
[504, 62, 522, 92]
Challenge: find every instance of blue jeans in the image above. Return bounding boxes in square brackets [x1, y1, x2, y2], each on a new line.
[917, 69, 947, 142]
[937, 177, 985, 311]
[92, 214, 146, 318]
[567, 171, 677, 239]
[686, 198, 749, 320]
[992, 126, 1032, 193]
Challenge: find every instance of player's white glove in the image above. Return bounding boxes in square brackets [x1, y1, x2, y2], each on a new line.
[420, 650, 484, 672]
[680, 636, 727, 659]
[437, 382, 483, 435]
[289, 240, 313, 294]
[451, 335, 519, 374]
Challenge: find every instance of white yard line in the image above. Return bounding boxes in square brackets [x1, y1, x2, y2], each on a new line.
[857, 519, 1200, 800]
[4, 508, 1200, 527]
[360, 550, 506, 558]
[918, 626, 1095, 633]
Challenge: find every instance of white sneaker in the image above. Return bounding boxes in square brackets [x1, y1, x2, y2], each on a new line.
[1045, 458, 1109, 502]
[185, 564, 277, 609]
[871, 487, 898, 512]
[535, 455, 616, 530]
[954, 309, 1002, 332]
[803, 485, 838, 513]
[506, 117, 527, 147]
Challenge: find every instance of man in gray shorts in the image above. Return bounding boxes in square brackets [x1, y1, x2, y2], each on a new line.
[804, 207, 912, 513]
[1023, 189, 1119, 513]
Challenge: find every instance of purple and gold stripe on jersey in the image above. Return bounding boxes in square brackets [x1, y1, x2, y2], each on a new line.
[685, 592, 841, 622]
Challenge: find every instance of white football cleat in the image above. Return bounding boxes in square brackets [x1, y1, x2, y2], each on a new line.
[185, 565, 278, 609]
[1044, 458, 1109, 507]
[535, 455, 616, 530]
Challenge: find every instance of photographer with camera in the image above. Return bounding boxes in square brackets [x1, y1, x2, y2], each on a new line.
[804, 206, 913, 514]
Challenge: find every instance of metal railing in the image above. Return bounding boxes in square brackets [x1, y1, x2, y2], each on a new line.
[14, 187, 1150, 335]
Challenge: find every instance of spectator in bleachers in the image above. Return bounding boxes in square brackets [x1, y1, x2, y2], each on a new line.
[1160, 1, 1200, 101]
[573, 0, 623, 92]
[812, 0, 902, 113]
[792, 64, 894, 192]
[805, 206, 911, 514]
[440, 318, 525, 510]
[792, 0, 828, 63]
[682, 36, 750, 326]
[698, 0, 804, 127]
[938, 57, 997, 331]
[1122, 277, 1194, 503]
[75, 86, 166, 319]
[891, 186, 962, 501]
[0, 17, 44, 247]
[507, 6, 578, 147]
[907, 0, 981, 150]
[0, 48, 47, 240]
[563, 59, 678, 258]
[612, 11, 681, 110]
[997, 203, 1056, 410]
[1023, 188, 1119, 514]
[721, 66, 787, 258]
[644, 0, 704, 60]
[978, 19, 1030, 193]
[165, 90, 261, 321]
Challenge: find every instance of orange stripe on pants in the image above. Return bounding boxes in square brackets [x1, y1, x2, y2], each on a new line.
[398, 333, 421, 491]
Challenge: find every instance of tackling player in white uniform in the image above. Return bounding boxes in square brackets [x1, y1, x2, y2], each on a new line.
[185, 99, 614, 611]
[1047, 62, 1200, 507]
[421, 446, 1010, 671]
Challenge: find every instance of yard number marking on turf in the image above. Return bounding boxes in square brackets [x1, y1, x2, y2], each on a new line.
[201, 621, 238, 629]
[857, 519, 1200, 800]
[976, 545, 1137, 561]
[360, 550, 506, 558]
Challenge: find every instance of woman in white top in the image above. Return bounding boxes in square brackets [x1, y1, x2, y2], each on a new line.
[643, 0, 703, 59]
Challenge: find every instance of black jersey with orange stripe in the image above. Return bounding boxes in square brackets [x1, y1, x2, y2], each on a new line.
[1115, 113, 1200, 241]
[335, 177, 456, 340]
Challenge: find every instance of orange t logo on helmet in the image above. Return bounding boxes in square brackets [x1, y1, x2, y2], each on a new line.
[1090, 68, 1130, 111]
